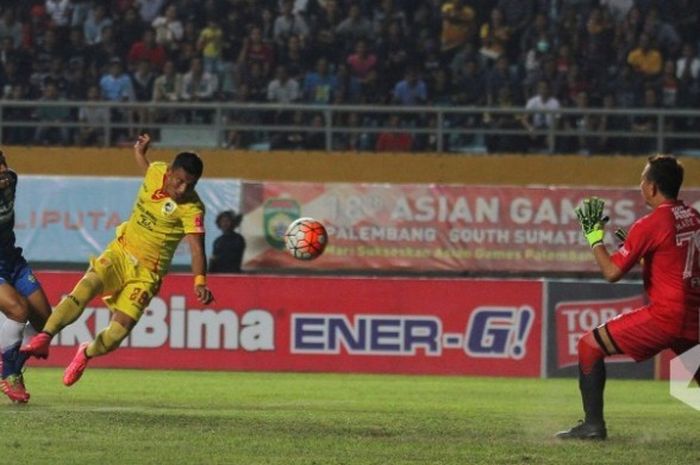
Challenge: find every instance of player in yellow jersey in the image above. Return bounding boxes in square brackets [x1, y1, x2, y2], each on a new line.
[21, 134, 214, 386]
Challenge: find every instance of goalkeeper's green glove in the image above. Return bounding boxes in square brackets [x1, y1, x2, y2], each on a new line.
[574, 197, 608, 248]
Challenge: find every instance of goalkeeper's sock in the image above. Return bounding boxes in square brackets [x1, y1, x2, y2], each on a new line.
[578, 335, 606, 426]
[86, 320, 129, 358]
[44, 272, 103, 336]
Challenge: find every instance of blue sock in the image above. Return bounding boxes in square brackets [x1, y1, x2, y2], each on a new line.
[1, 342, 20, 378]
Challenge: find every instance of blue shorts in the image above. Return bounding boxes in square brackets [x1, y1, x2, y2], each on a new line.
[0, 256, 41, 297]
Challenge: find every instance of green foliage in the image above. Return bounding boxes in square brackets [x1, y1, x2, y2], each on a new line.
[1, 369, 699, 465]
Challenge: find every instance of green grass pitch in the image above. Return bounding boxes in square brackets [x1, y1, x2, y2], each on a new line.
[1, 368, 698, 465]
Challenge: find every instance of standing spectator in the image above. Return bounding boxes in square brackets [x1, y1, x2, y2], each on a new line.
[346, 39, 377, 83]
[3, 84, 33, 144]
[100, 57, 135, 141]
[496, 0, 534, 56]
[152, 4, 183, 51]
[131, 59, 155, 128]
[372, 0, 408, 37]
[197, 18, 223, 75]
[75, 84, 109, 146]
[676, 42, 700, 83]
[377, 20, 412, 89]
[152, 59, 182, 123]
[127, 28, 167, 71]
[273, 0, 310, 48]
[0, 9, 23, 49]
[335, 3, 373, 52]
[479, 7, 511, 63]
[34, 81, 72, 146]
[277, 34, 306, 81]
[209, 211, 246, 274]
[627, 33, 663, 79]
[440, 0, 476, 60]
[83, 4, 113, 45]
[237, 26, 275, 80]
[114, 8, 146, 56]
[520, 79, 560, 152]
[136, 0, 166, 23]
[484, 86, 521, 153]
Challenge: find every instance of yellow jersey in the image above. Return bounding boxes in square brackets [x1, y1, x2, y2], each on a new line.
[116, 161, 205, 276]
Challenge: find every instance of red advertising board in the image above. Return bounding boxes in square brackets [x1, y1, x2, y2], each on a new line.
[30, 272, 543, 377]
[241, 182, 700, 273]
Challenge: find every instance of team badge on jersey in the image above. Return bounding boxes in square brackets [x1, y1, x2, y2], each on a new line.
[162, 200, 177, 216]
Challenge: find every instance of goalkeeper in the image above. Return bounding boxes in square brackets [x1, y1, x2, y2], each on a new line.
[21, 134, 214, 387]
[557, 155, 700, 440]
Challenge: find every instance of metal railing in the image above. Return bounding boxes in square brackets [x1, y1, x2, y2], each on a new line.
[2, 100, 700, 154]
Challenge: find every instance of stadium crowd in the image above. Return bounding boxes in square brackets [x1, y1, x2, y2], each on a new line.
[0, 0, 698, 153]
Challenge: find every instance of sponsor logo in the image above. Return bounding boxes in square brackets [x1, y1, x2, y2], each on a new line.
[291, 307, 534, 360]
[263, 198, 300, 249]
[465, 307, 534, 359]
[162, 200, 177, 216]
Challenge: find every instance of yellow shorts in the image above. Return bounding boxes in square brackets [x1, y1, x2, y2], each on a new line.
[89, 239, 161, 321]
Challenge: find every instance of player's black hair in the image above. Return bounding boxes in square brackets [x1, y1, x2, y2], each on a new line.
[172, 151, 203, 178]
[646, 154, 683, 199]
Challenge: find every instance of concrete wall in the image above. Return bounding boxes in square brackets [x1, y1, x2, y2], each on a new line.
[6, 146, 700, 186]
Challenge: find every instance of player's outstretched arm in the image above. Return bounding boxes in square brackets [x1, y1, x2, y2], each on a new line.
[185, 233, 214, 305]
[133, 133, 151, 174]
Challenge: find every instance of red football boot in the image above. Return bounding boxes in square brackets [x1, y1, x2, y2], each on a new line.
[63, 342, 90, 387]
[0, 374, 30, 403]
[20, 332, 52, 359]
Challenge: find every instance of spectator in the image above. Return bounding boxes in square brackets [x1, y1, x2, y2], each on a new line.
[630, 87, 659, 153]
[0, 8, 23, 49]
[302, 57, 337, 104]
[152, 60, 182, 123]
[75, 84, 108, 146]
[83, 4, 113, 45]
[267, 64, 299, 104]
[34, 81, 72, 146]
[335, 3, 373, 51]
[237, 25, 275, 80]
[181, 57, 218, 102]
[375, 114, 413, 152]
[3, 84, 33, 144]
[676, 42, 700, 82]
[273, 0, 310, 48]
[454, 60, 486, 106]
[127, 29, 167, 72]
[479, 7, 511, 63]
[45, 0, 73, 32]
[346, 39, 377, 83]
[137, 0, 166, 23]
[209, 210, 246, 274]
[152, 4, 183, 51]
[484, 86, 521, 153]
[197, 18, 223, 75]
[627, 33, 663, 78]
[114, 8, 146, 55]
[278, 34, 307, 81]
[377, 19, 412, 88]
[440, 0, 476, 59]
[392, 66, 427, 107]
[372, 0, 408, 37]
[520, 80, 561, 152]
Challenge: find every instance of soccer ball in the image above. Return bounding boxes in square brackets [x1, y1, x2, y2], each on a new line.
[284, 217, 328, 260]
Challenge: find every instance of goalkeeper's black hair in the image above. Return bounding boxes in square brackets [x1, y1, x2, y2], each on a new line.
[172, 151, 203, 178]
[646, 154, 683, 199]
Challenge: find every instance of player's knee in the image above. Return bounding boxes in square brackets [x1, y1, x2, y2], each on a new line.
[2, 297, 28, 322]
[578, 332, 605, 374]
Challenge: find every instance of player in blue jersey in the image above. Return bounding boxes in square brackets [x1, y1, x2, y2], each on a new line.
[0, 151, 52, 403]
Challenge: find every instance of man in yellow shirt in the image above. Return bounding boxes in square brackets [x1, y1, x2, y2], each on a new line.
[21, 134, 214, 386]
[627, 33, 662, 77]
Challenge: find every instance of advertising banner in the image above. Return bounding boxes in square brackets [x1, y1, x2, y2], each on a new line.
[24, 272, 543, 377]
[14, 175, 241, 265]
[545, 280, 655, 379]
[241, 182, 700, 273]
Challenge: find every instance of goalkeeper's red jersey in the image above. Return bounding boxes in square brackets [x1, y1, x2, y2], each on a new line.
[611, 200, 700, 339]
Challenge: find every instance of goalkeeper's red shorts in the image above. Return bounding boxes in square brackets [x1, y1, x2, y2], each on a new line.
[602, 306, 697, 362]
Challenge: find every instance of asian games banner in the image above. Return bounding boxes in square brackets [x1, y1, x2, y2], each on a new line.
[241, 182, 700, 273]
[25, 272, 543, 377]
[14, 175, 241, 265]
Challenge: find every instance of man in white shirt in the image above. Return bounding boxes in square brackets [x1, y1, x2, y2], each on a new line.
[521, 79, 560, 152]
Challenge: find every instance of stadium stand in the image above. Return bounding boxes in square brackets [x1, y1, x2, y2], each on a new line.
[0, 0, 699, 154]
